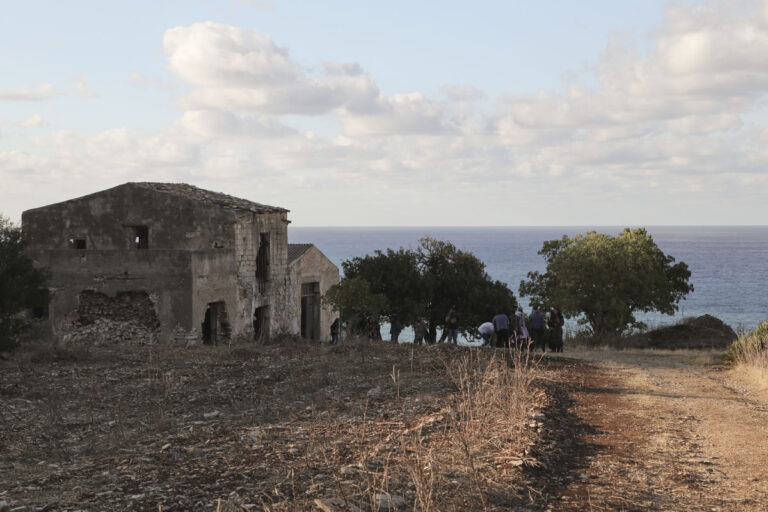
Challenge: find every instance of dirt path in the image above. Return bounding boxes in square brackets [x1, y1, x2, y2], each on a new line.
[542, 350, 768, 511]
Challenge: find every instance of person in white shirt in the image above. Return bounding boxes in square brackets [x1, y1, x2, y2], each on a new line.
[478, 321, 495, 346]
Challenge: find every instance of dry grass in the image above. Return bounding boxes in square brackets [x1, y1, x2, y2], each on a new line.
[728, 320, 768, 400]
[1, 337, 543, 511]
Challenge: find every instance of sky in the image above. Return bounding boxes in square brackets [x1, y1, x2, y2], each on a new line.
[2, 0, 767, 226]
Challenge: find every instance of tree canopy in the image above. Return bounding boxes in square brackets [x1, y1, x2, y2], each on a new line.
[321, 276, 387, 334]
[332, 237, 517, 342]
[519, 228, 693, 335]
[0, 215, 50, 352]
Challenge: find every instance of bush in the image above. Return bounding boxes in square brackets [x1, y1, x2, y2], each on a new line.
[726, 320, 768, 363]
[0, 215, 50, 353]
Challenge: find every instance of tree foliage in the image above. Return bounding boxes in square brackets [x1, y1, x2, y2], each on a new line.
[0, 215, 50, 352]
[338, 237, 517, 342]
[519, 228, 693, 335]
[321, 276, 387, 333]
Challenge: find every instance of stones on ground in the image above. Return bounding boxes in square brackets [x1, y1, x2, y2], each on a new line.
[374, 492, 406, 510]
[314, 497, 362, 512]
[203, 410, 222, 419]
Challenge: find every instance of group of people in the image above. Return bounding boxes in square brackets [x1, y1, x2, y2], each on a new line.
[479, 306, 564, 352]
[329, 304, 565, 351]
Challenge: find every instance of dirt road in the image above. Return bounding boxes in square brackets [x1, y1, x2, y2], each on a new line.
[540, 350, 768, 511]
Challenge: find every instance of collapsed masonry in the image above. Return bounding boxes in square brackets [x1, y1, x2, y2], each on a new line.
[22, 182, 339, 345]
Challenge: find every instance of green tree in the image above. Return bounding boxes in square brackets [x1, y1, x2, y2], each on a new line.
[341, 248, 423, 325]
[519, 228, 693, 335]
[322, 276, 387, 335]
[0, 215, 50, 352]
[341, 237, 517, 343]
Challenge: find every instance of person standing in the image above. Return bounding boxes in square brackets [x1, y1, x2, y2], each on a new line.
[413, 320, 427, 345]
[514, 307, 529, 349]
[492, 311, 510, 348]
[390, 316, 403, 343]
[367, 316, 381, 341]
[478, 321, 495, 346]
[445, 306, 459, 344]
[528, 306, 545, 352]
[548, 307, 565, 352]
[330, 317, 340, 345]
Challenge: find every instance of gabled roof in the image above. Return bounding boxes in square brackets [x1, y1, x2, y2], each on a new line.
[288, 243, 314, 263]
[132, 182, 288, 214]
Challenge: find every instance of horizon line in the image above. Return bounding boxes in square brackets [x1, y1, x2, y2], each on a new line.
[290, 224, 768, 228]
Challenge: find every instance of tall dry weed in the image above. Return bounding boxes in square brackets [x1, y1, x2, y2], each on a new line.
[728, 320, 768, 395]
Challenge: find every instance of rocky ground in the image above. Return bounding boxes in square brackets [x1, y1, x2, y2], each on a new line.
[2, 342, 767, 511]
[0, 341, 554, 511]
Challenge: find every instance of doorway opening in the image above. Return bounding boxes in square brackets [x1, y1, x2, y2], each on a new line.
[253, 305, 269, 341]
[202, 301, 230, 345]
[300, 282, 320, 340]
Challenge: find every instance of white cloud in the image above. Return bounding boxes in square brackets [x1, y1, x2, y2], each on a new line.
[0, 83, 60, 101]
[163, 22, 379, 116]
[22, 114, 47, 127]
[5, 1, 768, 225]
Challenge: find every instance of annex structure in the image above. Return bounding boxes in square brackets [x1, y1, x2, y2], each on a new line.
[21, 182, 339, 345]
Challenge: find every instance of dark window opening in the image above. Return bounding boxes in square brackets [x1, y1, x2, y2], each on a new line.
[253, 306, 269, 341]
[256, 233, 270, 293]
[31, 306, 48, 319]
[202, 301, 230, 345]
[300, 282, 321, 340]
[69, 237, 87, 249]
[132, 226, 149, 249]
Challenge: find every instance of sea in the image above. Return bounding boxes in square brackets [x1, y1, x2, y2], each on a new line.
[289, 226, 768, 334]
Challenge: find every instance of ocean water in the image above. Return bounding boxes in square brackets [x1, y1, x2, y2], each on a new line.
[290, 226, 768, 333]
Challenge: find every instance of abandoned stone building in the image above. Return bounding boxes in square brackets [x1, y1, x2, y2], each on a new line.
[21, 182, 339, 345]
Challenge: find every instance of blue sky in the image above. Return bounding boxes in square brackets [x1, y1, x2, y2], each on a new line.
[2, 0, 766, 225]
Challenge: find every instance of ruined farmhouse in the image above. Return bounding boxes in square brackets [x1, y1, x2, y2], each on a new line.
[21, 183, 339, 345]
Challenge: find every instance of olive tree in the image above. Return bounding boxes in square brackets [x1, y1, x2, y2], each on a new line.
[340, 237, 517, 343]
[321, 276, 387, 336]
[519, 228, 693, 335]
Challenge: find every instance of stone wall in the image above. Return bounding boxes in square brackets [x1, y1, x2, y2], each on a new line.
[31, 249, 193, 343]
[22, 183, 313, 346]
[232, 211, 291, 340]
[22, 183, 237, 252]
[77, 290, 159, 328]
[288, 246, 339, 341]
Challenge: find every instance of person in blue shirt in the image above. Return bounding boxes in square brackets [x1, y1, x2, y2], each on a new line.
[492, 311, 510, 348]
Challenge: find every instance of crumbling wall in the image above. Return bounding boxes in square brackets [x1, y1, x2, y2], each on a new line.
[62, 290, 160, 345]
[190, 250, 239, 345]
[32, 250, 194, 344]
[63, 318, 160, 346]
[77, 290, 159, 328]
[232, 211, 291, 341]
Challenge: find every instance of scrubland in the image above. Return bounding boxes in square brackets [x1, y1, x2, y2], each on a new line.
[0, 339, 559, 511]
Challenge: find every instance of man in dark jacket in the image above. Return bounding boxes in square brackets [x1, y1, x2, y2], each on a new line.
[528, 306, 545, 352]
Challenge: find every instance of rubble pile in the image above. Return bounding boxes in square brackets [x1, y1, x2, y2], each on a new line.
[63, 318, 159, 345]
